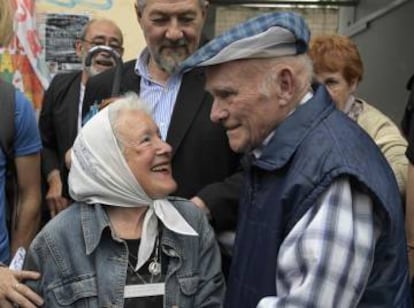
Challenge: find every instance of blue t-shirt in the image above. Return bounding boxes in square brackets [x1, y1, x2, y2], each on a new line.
[0, 90, 42, 263]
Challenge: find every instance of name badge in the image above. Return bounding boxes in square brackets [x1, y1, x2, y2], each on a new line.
[124, 283, 165, 298]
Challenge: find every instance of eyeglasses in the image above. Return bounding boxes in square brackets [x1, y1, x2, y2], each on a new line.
[82, 38, 123, 54]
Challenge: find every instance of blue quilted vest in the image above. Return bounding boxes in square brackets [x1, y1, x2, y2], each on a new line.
[225, 86, 411, 308]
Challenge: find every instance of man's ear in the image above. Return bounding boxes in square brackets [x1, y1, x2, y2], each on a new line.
[135, 3, 142, 24]
[75, 39, 83, 58]
[202, 1, 209, 19]
[277, 68, 295, 106]
[119, 48, 125, 58]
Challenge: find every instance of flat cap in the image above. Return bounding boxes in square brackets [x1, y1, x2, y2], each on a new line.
[180, 11, 310, 71]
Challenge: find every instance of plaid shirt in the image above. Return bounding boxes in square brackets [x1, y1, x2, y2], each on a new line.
[257, 177, 376, 307]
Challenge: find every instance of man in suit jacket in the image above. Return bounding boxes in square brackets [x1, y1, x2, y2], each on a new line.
[83, 0, 241, 247]
[39, 18, 124, 220]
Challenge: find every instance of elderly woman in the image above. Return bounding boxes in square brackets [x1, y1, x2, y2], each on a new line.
[23, 93, 225, 307]
[309, 34, 408, 194]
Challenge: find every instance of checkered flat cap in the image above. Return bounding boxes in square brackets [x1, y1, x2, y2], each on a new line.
[180, 11, 310, 71]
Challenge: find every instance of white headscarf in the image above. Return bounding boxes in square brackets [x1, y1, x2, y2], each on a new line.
[69, 103, 198, 271]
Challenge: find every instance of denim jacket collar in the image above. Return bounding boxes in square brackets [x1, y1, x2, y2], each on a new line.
[80, 202, 186, 261]
[81, 204, 113, 255]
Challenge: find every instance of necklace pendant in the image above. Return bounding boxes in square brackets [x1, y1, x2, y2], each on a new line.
[148, 260, 161, 276]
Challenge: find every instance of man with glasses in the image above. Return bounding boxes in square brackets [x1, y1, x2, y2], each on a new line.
[38, 18, 124, 221]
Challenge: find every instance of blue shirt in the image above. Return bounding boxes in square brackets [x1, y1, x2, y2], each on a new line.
[0, 90, 42, 263]
[135, 49, 183, 141]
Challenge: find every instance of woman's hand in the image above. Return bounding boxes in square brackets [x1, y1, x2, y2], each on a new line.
[0, 267, 44, 307]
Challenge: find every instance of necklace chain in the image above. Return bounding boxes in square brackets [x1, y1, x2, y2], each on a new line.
[127, 235, 162, 284]
[127, 260, 151, 284]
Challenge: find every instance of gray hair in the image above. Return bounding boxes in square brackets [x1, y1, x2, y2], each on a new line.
[108, 92, 151, 153]
[136, 0, 207, 11]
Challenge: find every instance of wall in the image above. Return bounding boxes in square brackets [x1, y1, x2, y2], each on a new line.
[212, 5, 338, 36]
[36, 0, 146, 62]
[339, 0, 414, 124]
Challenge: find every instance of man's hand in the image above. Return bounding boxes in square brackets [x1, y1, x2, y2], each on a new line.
[99, 97, 119, 111]
[190, 196, 211, 219]
[46, 170, 70, 218]
[64, 149, 72, 170]
[0, 267, 43, 308]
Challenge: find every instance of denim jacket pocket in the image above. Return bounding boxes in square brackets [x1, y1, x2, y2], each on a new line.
[51, 275, 98, 307]
[174, 275, 199, 308]
[178, 275, 199, 296]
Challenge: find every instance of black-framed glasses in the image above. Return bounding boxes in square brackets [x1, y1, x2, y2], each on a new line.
[82, 38, 123, 54]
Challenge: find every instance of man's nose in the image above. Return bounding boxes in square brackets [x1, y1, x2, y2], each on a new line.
[166, 20, 184, 41]
[210, 101, 228, 123]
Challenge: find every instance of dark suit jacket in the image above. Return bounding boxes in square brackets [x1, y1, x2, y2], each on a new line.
[39, 71, 82, 199]
[83, 60, 240, 231]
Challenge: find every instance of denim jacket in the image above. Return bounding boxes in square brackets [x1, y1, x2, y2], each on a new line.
[24, 198, 225, 307]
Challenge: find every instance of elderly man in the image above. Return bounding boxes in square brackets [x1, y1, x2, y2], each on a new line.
[39, 18, 124, 219]
[181, 12, 411, 307]
[82, 0, 241, 274]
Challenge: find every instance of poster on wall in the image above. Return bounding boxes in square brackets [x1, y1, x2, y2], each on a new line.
[44, 13, 89, 76]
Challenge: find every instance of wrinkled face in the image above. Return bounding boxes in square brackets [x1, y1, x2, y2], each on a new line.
[116, 110, 177, 198]
[206, 60, 287, 153]
[315, 71, 357, 111]
[77, 20, 124, 77]
[136, 0, 206, 74]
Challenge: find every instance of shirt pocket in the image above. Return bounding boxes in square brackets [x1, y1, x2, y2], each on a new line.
[49, 275, 98, 307]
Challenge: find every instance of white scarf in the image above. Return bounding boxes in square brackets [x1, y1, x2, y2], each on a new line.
[68, 107, 198, 271]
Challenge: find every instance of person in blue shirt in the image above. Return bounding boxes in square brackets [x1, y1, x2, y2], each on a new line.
[0, 89, 43, 307]
[0, 89, 42, 263]
[0, 0, 43, 306]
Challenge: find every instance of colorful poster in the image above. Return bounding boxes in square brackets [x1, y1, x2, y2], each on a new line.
[0, 0, 50, 110]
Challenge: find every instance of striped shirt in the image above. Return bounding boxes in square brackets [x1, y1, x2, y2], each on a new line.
[135, 49, 183, 141]
[257, 177, 377, 308]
